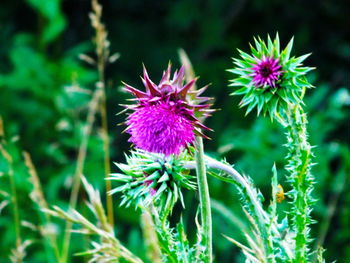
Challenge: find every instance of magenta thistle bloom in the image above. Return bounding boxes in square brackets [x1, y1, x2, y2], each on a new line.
[123, 64, 213, 156]
[251, 56, 282, 88]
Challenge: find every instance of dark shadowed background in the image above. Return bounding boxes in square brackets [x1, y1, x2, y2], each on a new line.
[0, 0, 349, 262]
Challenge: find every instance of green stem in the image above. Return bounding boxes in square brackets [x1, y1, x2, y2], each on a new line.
[285, 105, 314, 263]
[8, 158, 22, 250]
[98, 62, 114, 228]
[149, 205, 178, 263]
[194, 136, 212, 263]
[61, 89, 101, 263]
[185, 157, 294, 260]
[0, 144, 22, 259]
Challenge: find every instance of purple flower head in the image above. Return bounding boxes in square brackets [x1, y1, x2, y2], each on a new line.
[251, 56, 282, 88]
[123, 64, 213, 156]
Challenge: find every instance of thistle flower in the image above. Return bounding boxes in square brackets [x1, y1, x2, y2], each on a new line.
[251, 56, 282, 88]
[123, 64, 213, 156]
[108, 150, 196, 212]
[228, 34, 314, 117]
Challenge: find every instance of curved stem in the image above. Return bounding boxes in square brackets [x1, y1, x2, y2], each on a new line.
[184, 157, 294, 259]
[194, 136, 212, 263]
[185, 157, 266, 223]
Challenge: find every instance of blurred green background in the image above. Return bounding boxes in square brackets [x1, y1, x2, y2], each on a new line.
[0, 0, 349, 262]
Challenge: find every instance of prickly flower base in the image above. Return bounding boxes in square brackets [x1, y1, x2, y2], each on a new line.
[108, 149, 196, 216]
[229, 34, 314, 117]
[109, 149, 206, 262]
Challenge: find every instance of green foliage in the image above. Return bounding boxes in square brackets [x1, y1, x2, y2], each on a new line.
[25, 0, 66, 44]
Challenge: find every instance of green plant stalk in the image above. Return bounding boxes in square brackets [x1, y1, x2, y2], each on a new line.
[194, 136, 212, 263]
[207, 161, 275, 262]
[91, 0, 114, 227]
[285, 104, 314, 262]
[149, 205, 178, 263]
[141, 210, 162, 263]
[24, 152, 61, 263]
[97, 62, 114, 228]
[61, 88, 102, 263]
[8, 157, 22, 250]
[0, 144, 22, 258]
[184, 158, 294, 260]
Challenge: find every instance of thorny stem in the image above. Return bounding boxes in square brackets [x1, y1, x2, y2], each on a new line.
[195, 136, 213, 263]
[149, 205, 178, 263]
[284, 104, 314, 263]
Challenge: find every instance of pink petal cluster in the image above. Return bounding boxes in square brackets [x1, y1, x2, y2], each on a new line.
[123, 64, 212, 156]
[251, 56, 282, 88]
[126, 101, 195, 156]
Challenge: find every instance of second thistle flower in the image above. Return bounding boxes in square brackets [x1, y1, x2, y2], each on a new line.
[228, 34, 314, 118]
[123, 64, 213, 156]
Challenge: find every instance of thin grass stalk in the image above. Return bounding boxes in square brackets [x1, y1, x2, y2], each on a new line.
[195, 136, 212, 263]
[141, 210, 162, 263]
[91, 0, 114, 227]
[62, 1, 116, 259]
[97, 41, 114, 228]
[61, 88, 102, 263]
[23, 152, 61, 262]
[0, 143, 22, 260]
[46, 177, 143, 263]
[0, 116, 4, 137]
[7, 156, 21, 248]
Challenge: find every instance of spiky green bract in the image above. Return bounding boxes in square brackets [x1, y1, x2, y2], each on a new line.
[108, 149, 195, 216]
[284, 105, 316, 262]
[228, 34, 314, 118]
